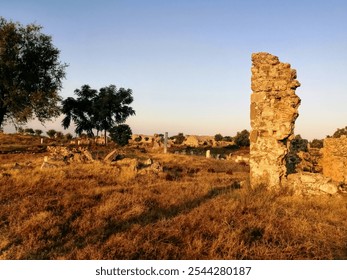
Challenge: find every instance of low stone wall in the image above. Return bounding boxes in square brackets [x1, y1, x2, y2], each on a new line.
[322, 136, 347, 183]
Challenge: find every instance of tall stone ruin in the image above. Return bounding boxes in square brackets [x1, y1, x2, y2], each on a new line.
[250, 52, 301, 188]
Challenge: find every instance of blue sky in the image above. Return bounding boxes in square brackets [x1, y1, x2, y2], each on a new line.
[2, 0, 347, 139]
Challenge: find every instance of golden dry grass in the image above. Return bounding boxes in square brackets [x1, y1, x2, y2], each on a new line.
[1, 135, 347, 260]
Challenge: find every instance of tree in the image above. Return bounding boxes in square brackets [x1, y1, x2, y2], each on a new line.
[94, 85, 135, 144]
[64, 133, 73, 141]
[34, 129, 43, 136]
[24, 128, 34, 135]
[62, 84, 135, 144]
[61, 85, 97, 137]
[46, 129, 56, 138]
[109, 124, 132, 146]
[214, 133, 223, 141]
[234, 129, 250, 147]
[0, 18, 67, 129]
[223, 136, 233, 142]
[332, 126, 347, 138]
[171, 133, 185, 144]
[55, 131, 64, 139]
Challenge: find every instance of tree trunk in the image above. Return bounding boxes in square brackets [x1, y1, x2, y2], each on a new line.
[0, 106, 7, 130]
[104, 129, 107, 146]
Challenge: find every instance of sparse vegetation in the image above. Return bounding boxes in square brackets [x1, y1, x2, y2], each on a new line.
[223, 136, 233, 142]
[0, 133, 346, 260]
[46, 129, 57, 139]
[35, 129, 43, 137]
[332, 126, 347, 138]
[24, 128, 35, 135]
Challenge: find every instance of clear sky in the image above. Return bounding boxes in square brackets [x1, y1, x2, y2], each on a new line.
[2, 0, 347, 139]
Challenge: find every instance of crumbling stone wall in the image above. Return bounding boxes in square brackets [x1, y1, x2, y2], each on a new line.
[322, 136, 347, 183]
[250, 52, 301, 188]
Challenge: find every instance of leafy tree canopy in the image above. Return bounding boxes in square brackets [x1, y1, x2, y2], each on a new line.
[214, 133, 223, 142]
[234, 129, 250, 147]
[62, 84, 135, 142]
[0, 18, 67, 128]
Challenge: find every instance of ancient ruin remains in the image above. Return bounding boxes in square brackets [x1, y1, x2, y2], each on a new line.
[250, 52, 301, 188]
[322, 136, 347, 184]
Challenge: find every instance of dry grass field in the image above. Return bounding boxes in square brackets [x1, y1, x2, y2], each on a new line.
[1, 133, 347, 260]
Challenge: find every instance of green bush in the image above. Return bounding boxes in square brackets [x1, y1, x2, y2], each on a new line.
[214, 133, 223, 141]
[109, 124, 132, 146]
[234, 130, 250, 147]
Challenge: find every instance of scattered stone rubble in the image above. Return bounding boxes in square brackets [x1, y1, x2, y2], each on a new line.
[47, 146, 94, 163]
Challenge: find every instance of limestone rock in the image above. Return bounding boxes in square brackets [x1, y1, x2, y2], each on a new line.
[322, 137, 347, 184]
[287, 173, 339, 195]
[250, 52, 301, 189]
[47, 146, 94, 163]
[184, 135, 199, 147]
[116, 158, 139, 180]
[40, 156, 57, 169]
[104, 149, 124, 162]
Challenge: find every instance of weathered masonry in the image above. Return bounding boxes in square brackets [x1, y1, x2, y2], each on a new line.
[249, 52, 301, 188]
[322, 136, 347, 184]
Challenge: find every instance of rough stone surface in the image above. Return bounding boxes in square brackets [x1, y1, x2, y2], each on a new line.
[104, 149, 124, 162]
[184, 135, 200, 147]
[47, 146, 94, 163]
[287, 172, 339, 195]
[322, 136, 347, 183]
[250, 52, 301, 188]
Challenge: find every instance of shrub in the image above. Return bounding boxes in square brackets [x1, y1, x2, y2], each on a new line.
[332, 126, 347, 138]
[214, 133, 223, 141]
[24, 128, 35, 135]
[46, 129, 56, 138]
[109, 124, 132, 146]
[234, 130, 250, 147]
[34, 129, 43, 136]
[223, 136, 233, 142]
[171, 133, 185, 145]
[65, 133, 73, 141]
[55, 131, 64, 139]
[310, 139, 323, 149]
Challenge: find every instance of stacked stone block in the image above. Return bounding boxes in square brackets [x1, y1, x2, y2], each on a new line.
[250, 52, 301, 188]
[322, 136, 347, 183]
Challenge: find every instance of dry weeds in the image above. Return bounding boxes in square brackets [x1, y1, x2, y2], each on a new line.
[1, 135, 347, 259]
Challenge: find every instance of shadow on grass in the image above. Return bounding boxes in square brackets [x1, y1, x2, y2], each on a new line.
[100, 181, 241, 242]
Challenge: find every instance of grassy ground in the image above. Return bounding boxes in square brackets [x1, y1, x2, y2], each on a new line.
[1, 134, 347, 259]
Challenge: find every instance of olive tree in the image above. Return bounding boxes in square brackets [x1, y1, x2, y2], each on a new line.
[0, 18, 67, 129]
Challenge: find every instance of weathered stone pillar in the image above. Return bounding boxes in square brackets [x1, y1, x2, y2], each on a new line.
[250, 52, 301, 189]
[164, 132, 168, 154]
